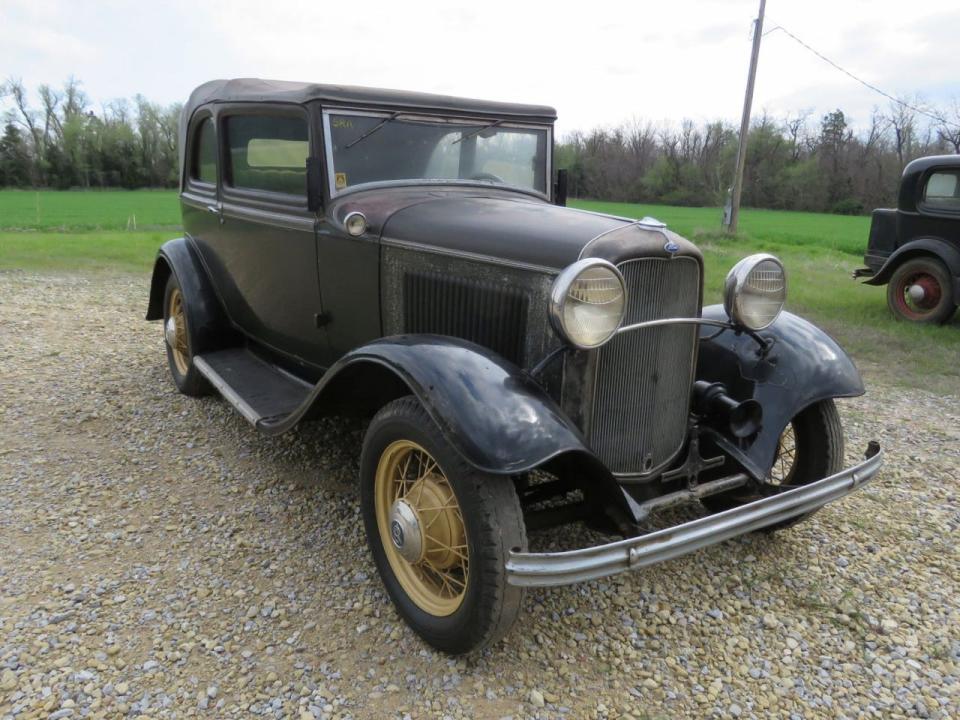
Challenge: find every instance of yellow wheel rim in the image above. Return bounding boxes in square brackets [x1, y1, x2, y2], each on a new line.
[167, 288, 190, 375]
[374, 440, 469, 616]
[769, 422, 797, 484]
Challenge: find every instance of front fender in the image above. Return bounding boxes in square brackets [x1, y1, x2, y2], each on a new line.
[260, 335, 607, 478]
[696, 306, 864, 479]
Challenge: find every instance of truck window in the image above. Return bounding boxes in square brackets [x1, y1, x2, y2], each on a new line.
[923, 171, 960, 212]
[224, 114, 309, 196]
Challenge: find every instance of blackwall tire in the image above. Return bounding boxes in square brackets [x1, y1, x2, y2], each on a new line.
[360, 397, 527, 654]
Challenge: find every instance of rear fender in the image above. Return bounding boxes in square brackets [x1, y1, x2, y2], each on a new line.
[696, 306, 864, 479]
[864, 237, 960, 298]
[145, 237, 234, 354]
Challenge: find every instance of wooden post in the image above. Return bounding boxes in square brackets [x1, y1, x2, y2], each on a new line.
[724, 0, 766, 234]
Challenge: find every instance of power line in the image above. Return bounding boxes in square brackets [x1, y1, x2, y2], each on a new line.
[763, 22, 959, 130]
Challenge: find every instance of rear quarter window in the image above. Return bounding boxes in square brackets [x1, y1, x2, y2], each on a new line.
[225, 114, 309, 196]
[922, 170, 960, 213]
[190, 117, 217, 185]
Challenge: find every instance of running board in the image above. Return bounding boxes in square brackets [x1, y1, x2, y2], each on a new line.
[193, 349, 313, 426]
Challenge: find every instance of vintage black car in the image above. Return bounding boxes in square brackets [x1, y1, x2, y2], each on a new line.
[147, 78, 882, 653]
[855, 155, 960, 323]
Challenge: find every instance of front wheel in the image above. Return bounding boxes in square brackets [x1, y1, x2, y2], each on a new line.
[360, 397, 527, 654]
[886, 257, 957, 324]
[702, 399, 844, 531]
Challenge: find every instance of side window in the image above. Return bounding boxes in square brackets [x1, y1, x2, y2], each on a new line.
[923, 170, 960, 212]
[191, 117, 217, 185]
[224, 114, 309, 196]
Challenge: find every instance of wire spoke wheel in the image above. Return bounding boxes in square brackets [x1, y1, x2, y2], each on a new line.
[167, 287, 190, 375]
[374, 440, 469, 617]
[767, 421, 797, 485]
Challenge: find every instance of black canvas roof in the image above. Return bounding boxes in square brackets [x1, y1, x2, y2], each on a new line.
[184, 78, 557, 121]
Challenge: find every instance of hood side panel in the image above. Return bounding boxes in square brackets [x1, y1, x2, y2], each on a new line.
[380, 195, 628, 270]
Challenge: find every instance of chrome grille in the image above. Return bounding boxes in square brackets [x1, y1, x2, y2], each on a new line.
[589, 257, 701, 476]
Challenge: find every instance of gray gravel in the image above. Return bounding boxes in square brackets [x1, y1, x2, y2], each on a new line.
[1, 271, 958, 719]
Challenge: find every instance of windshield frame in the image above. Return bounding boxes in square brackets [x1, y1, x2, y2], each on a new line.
[321, 108, 553, 201]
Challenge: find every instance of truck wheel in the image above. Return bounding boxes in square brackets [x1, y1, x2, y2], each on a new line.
[162, 274, 210, 396]
[702, 400, 844, 531]
[887, 257, 957, 324]
[360, 397, 527, 654]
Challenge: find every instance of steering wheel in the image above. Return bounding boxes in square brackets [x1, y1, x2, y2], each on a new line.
[468, 172, 505, 183]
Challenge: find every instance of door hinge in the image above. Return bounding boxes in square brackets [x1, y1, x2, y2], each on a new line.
[314, 312, 332, 328]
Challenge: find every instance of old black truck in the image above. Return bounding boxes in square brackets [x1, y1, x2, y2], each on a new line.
[855, 155, 960, 323]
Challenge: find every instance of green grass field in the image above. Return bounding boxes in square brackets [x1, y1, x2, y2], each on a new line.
[0, 190, 957, 391]
[0, 189, 180, 231]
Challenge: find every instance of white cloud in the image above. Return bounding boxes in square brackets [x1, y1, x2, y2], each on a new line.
[1, 0, 957, 135]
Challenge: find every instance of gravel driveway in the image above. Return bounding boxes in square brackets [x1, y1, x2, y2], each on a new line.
[1, 272, 958, 720]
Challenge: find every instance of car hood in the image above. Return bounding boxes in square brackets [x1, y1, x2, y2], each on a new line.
[327, 185, 699, 271]
[379, 192, 630, 271]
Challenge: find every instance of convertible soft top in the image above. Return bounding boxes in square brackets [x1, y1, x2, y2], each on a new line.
[184, 78, 558, 122]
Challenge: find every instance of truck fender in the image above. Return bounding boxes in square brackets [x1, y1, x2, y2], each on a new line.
[696, 306, 865, 480]
[864, 237, 960, 298]
[145, 237, 234, 354]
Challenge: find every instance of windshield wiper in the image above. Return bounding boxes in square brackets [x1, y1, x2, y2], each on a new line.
[451, 119, 504, 145]
[345, 112, 400, 149]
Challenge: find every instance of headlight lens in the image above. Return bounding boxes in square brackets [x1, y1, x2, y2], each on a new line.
[723, 254, 787, 330]
[549, 259, 626, 349]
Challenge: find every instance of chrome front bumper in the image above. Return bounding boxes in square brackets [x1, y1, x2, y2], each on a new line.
[506, 444, 883, 587]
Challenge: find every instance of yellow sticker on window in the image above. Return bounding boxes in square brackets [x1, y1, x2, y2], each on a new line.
[335, 172, 348, 190]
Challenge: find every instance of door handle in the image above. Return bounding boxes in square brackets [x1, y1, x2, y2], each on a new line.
[206, 204, 224, 225]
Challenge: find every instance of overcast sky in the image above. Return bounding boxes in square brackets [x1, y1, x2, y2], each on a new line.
[3, 0, 958, 136]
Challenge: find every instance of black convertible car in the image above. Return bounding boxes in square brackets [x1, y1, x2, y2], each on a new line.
[147, 78, 882, 653]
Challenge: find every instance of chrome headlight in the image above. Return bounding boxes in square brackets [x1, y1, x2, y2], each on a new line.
[723, 254, 787, 330]
[549, 259, 626, 349]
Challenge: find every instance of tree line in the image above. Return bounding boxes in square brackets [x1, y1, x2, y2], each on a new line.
[0, 78, 181, 189]
[2, 78, 959, 214]
[557, 100, 960, 214]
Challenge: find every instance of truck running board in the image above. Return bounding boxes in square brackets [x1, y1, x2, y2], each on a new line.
[193, 349, 313, 426]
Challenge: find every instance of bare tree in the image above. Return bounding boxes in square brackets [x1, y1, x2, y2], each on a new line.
[887, 97, 926, 167]
[935, 97, 960, 154]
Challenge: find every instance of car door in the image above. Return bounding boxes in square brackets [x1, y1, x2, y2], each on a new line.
[213, 106, 328, 366]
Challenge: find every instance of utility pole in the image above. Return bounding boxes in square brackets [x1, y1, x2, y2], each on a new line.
[724, 0, 766, 234]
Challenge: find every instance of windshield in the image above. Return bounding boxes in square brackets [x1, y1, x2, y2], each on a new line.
[325, 111, 550, 196]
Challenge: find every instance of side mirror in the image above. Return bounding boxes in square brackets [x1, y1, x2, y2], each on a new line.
[306, 157, 323, 213]
[554, 168, 568, 207]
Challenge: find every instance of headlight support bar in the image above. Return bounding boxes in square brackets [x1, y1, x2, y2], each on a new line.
[529, 317, 771, 380]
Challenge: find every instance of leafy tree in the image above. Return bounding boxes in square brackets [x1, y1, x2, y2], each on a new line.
[0, 122, 31, 186]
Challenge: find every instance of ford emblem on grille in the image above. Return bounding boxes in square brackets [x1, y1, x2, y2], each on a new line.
[664, 241, 680, 254]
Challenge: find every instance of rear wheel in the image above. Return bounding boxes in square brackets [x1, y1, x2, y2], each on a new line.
[162, 274, 209, 396]
[887, 257, 957, 324]
[360, 397, 527, 654]
[702, 399, 844, 531]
